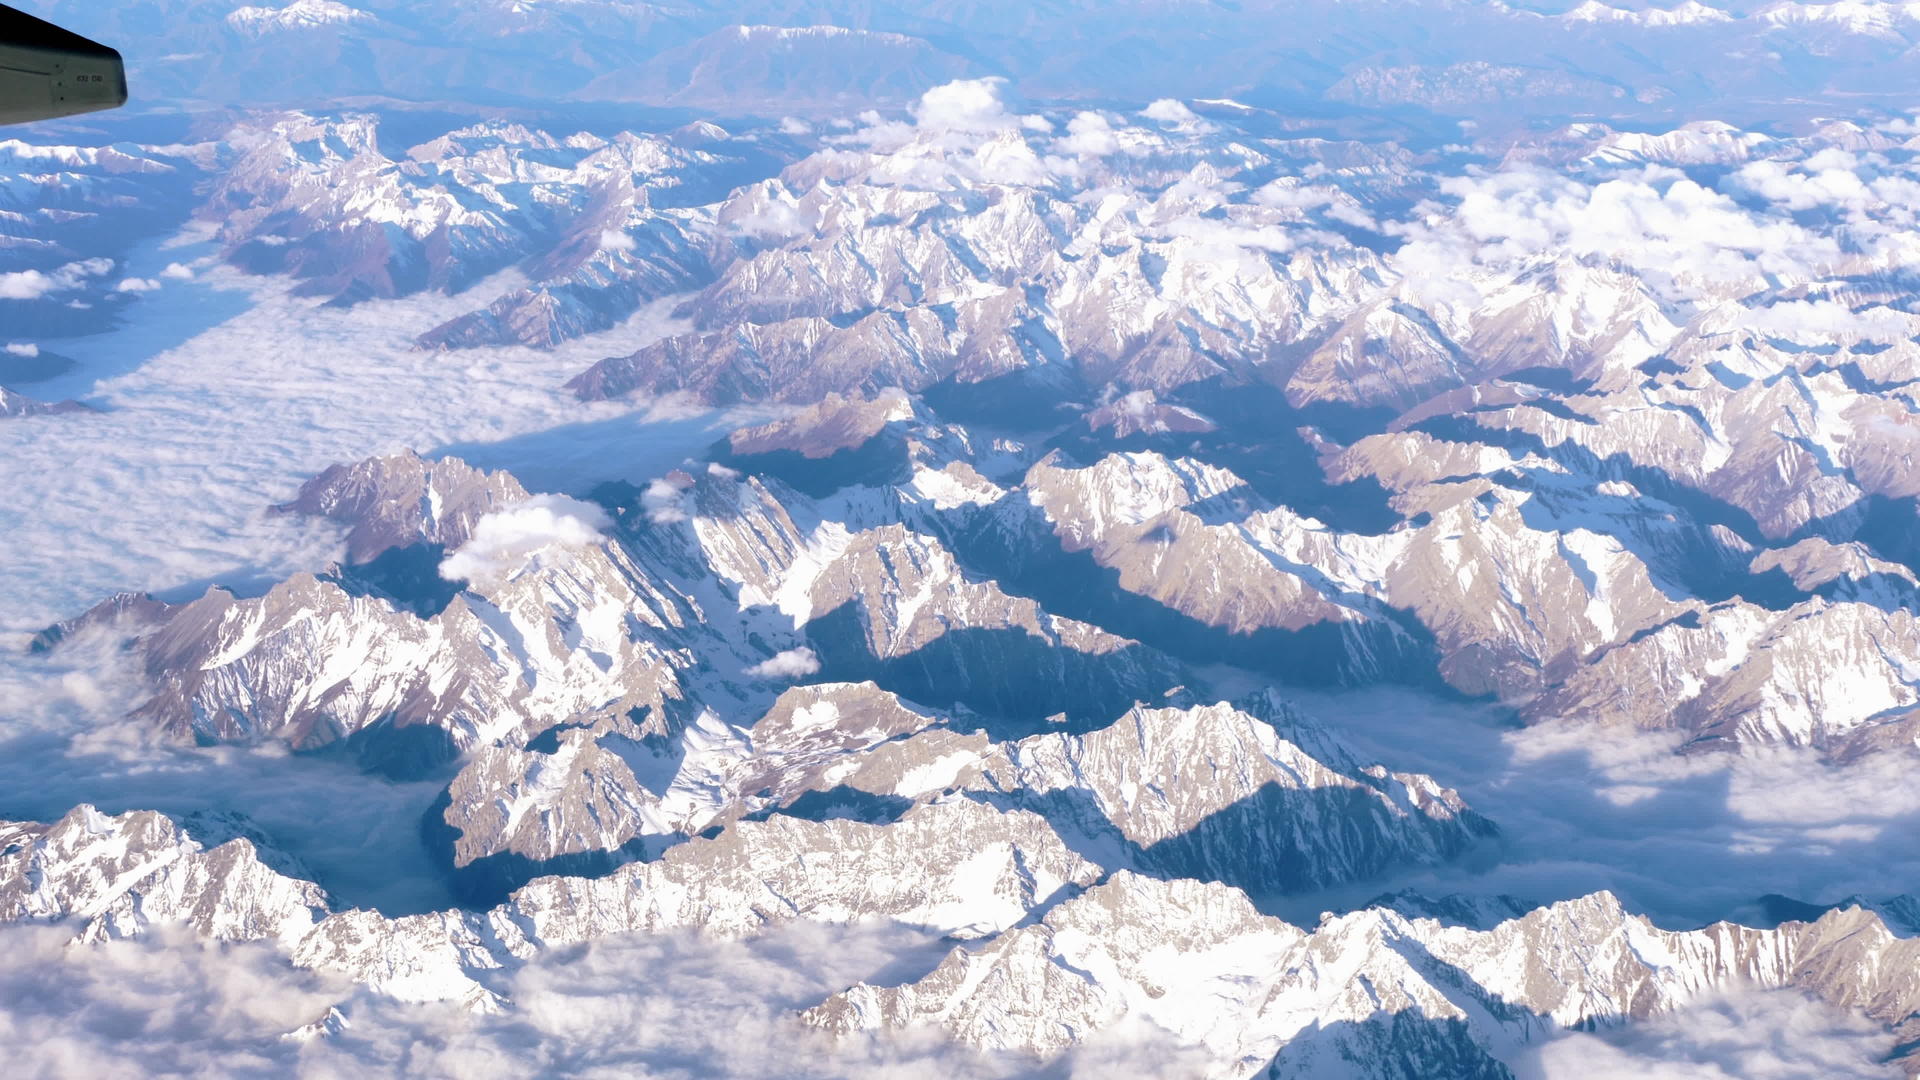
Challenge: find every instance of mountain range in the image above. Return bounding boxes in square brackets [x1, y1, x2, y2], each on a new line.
[5, 7, 1920, 1075]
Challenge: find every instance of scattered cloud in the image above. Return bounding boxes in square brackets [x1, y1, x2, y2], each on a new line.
[1733, 299, 1919, 342]
[912, 77, 1022, 135]
[726, 197, 819, 240]
[1142, 99, 1205, 126]
[0, 258, 114, 301]
[1388, 166, 1841, 305]
[438, 494, 612, 584]
[641, 473, 695, 524]
[745, 646, 821, 680]
[831, 78, 1059, 188]
[1057, 112, 1122, 158]
[0, 272, 53, 300]
[4, 343, 37, 358]
[1159, 215, 1301, 256]
[115, 277, 164, 293]
[598, 229, 636, 253]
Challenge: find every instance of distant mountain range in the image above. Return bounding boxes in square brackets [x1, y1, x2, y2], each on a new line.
[22, 0, 1920, 121]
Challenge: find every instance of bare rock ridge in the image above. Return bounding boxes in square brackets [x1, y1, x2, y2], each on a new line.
[272, 448, 530, 563]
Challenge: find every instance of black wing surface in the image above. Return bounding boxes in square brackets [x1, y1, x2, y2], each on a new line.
[0, 4, 125, 125]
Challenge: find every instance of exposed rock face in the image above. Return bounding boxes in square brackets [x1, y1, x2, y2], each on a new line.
[414, 201, 717, 350]
[272, 449, 529, 562]
[1085, 390, 1216, 439]
[492, 799, 1102, 947]
[1521, 597, 1920, 753]
[430, 680, 955, 887]
[87, 449, 1197, 898]
[797, 523, 1187, 726]
[726, 388, 919, 461]
[562, 156, 1395, 407]
[128, 548, 707, 770]
[960, 696, 1495, 895]
[967, 446, 1694, 701]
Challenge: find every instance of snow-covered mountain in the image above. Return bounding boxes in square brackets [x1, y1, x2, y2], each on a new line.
[9, 43, 1920, 1080]
[24, 0, 1920, 120]
[5, 803, 1917, 1077]
[0, 386, 86, 417]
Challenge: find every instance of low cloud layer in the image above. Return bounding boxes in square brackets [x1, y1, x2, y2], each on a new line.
[0, 923, 349, 1079]
[0, 634, 457, 914]
[1516, 990, 1899, 1080]
[0, 902, 1888, 1080]
[0, 260, 717, 635]
[0, 919, 1209, 1080]
[1272, 685, 1920, 931]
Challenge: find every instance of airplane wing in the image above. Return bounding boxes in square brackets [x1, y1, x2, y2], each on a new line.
[0, 3, 125, 125]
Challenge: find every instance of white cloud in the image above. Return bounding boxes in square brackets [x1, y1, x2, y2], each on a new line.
[0, 257, 115, 301]
[745, 646, 821, 680]
[0, 270, 53, 300]
[777, 116, 813, 136]
[1388, 166, 1840, 305]
[1254, 180, 1381, 230]
[912, 77, 1020, 135]
[438, 494, 612, 584]
[0, 923, 349, 1075]
[160, 262, 197, 281]
[0, 917, 1210, 1080]
[1161, 215, 1298, 255]
[1733, 156, 1876, 215]
[1515, 990, 1897, 1080]
[641, 473, 693, 524]
[1057, 111, 1121, 157]
[3, 343, 37, 357]
[727, 198, 818, 239]
[1271, 685, 1920, 932]
[827, 78, 1079, 189]
[0, 265, 712, 637]
[1734, 299, 1919, 342]
[598, 229, 636, 253]
[1142, 99, 1203, 125]
[115, 276, 163, 293]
